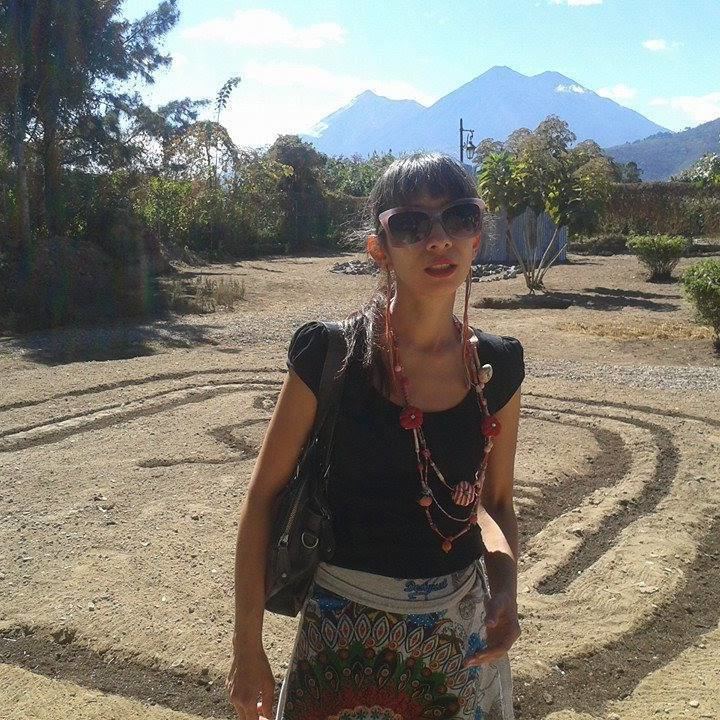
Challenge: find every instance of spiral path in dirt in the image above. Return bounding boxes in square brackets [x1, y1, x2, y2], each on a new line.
[1, 366, 719, 720]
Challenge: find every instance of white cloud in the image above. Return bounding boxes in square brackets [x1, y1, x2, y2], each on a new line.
[596, 84, 637, 101]
[642, 38, 682, 52]
[221, 62, 435, 147]
[550, 0, 603, 6]
[182, 9, 346, 49]
[171, 53, 188, 70]
[643, 39, 667, 51]
[555, 83, 590, 94]
[243, 61, 436, 106]
[648, 92, 720, 124]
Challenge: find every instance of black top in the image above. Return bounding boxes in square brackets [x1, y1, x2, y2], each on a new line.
[286, 320, 526, 579]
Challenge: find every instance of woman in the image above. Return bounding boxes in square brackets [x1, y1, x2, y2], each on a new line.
[227, 153, 525, 720]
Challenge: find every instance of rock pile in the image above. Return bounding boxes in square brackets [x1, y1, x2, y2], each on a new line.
[331, 260, 379, 275]
[471, 264, 518, 282]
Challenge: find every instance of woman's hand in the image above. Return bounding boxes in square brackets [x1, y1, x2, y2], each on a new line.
[226, 644, 275, 720]
[462, 589, 521, 668]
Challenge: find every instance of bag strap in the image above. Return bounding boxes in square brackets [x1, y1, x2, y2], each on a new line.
[312, 321, 347, 447]
[306, 321, 347, 518]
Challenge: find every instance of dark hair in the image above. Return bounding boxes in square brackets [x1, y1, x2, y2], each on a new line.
[368, 152, 480, 235]
[341, 152, 479, 394]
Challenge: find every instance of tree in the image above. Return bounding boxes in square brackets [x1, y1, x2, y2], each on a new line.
[478, 116, 612, 293]
[673, 153, 720, 188]
[131, 97, 210, 173]
[267, 135, 328, 251]
[0, 0, 180, 244]
[620, 161, 643, 183]
[472, 138, 504, 168]
[322, 151, 395, 197]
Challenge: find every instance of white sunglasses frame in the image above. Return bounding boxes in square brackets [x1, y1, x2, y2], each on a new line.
[377, 197, 486, 247]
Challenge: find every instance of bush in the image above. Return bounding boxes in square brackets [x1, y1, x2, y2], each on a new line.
[164, 275, 246, 314]
[568, 233, 629, 255]
[626, 234, 690, 281]
[681, 259, 720, 350]
[601, 182, 720, 237]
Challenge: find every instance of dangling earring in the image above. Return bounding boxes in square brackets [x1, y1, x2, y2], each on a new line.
[384, 265, 397, 392]
[461, 269, 473, 388]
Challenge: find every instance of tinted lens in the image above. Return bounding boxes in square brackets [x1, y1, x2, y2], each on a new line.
[387, 211, 431, 245]
[441, 202, 482, 238]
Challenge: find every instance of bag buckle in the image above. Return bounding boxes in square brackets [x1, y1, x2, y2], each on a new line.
[301, 531, 319, 549]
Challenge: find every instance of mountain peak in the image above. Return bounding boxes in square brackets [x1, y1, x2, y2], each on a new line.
[532, 70, 574, 82]
[304, 66, 669, 159]
[482, 65, 526, 79]
[354, 89, 380, 102]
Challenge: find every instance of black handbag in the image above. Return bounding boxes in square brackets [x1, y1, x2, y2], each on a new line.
[264, 321, 348, 617]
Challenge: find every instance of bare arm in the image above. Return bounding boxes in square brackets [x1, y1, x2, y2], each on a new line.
[478, 387, 521, 598]
[232, 367, 318, 648]
[464, 387, 522, 669]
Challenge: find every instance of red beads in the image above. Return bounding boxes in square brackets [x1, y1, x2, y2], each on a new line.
[481, 414, 502, 437]
[387, 314, 501, 554]
[400, 405, 424, 430]
[417, 492, 432, 508]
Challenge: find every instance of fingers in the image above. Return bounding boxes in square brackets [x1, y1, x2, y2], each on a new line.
[464, 627, 521, 667]
[225, 668, 274, 720]
[259, 678, 275, 719]
[462, 645, 509, 668]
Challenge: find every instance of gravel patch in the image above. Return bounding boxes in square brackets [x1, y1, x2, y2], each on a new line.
[2, 314, 718, 396]
[526, 358, 720, 395]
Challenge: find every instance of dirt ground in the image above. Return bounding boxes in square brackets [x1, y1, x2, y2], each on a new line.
[1, 251, 719, 720]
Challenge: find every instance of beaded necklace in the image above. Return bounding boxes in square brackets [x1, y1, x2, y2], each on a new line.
[386, 315, 502, 553]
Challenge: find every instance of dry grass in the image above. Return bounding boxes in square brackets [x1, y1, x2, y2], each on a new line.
[166, 276, 246, 314]
[557, 318, 715, 341]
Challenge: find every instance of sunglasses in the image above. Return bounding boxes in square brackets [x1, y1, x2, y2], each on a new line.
[378, 198, 485, 248]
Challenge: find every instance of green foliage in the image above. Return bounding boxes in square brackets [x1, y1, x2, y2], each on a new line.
[568, 233, 629, 255]
[616, 161, 643, 183]
[322, 152, 395, 197]
[477, 116, 613, 292]
[626, 234, 690, 281]
[0, 0, 181, 238]
[267, 135, 329, 251]
[477, 152, 526, 219]
[215, 76, 242, 121]
[601, 182, 720, 237]
[681, 259, 720, 347]
[673, 154, 720, 188]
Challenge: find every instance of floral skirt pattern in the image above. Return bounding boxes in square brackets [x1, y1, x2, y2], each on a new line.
[275, 560, 514, 720]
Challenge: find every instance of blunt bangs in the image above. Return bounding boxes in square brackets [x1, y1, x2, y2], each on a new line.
[368, 153, 479, 232]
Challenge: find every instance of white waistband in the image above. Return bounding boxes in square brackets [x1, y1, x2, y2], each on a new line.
[314, 561, 483, 614]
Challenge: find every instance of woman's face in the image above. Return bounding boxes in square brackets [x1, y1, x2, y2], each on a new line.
[368, 193, 481, 299]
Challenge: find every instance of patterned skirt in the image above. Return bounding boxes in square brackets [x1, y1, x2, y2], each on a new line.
[275, 558, 514, 720]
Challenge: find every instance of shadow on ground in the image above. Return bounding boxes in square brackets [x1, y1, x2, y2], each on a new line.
[0, 316, 222, 366]
[475, 287, 680, 312]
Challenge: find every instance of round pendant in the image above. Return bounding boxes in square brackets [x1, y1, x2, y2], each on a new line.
[452, 481, 476, 507]
[417, 491, 432, 507]
[441, 540, 453, 553]
[480, 363, 493, 384]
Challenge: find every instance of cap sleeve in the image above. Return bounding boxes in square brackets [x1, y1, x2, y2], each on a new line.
[287, 321, 329, 398]
[475, 333, 525, 415]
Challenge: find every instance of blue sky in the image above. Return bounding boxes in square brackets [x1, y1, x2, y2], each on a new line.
[122, 0, 720, 147]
